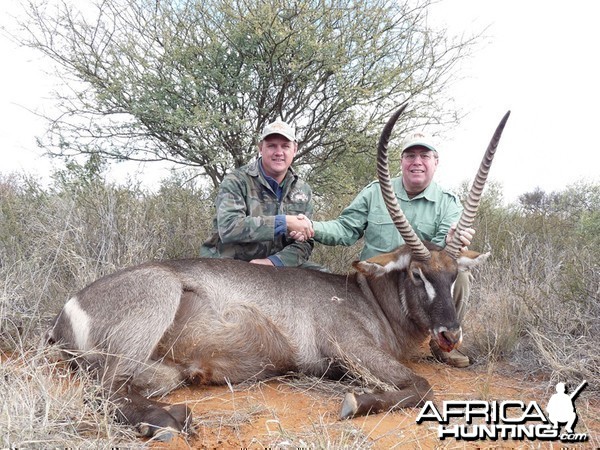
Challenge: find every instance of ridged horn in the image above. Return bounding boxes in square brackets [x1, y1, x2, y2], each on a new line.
[445, 110, 511, 259]
[377, 104, 431, 261]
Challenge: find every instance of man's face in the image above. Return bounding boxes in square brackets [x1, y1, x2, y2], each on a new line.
[259, 134, 298, 182]
[401, 146, 438, 193]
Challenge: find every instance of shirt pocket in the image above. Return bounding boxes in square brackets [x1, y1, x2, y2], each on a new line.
[365, 212, 399, 253]
[415, 222, 436, 243]
[250, 193, 279, 216]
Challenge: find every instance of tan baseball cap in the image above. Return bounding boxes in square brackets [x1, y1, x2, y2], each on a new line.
[260, 119, 296, 142]
[400, 131, 437, 153]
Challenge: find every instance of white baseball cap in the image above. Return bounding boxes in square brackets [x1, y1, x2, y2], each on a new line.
[400, 131, 437, 153]
[260, 119, 296, 142]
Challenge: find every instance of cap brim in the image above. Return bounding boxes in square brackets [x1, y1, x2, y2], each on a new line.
[402, 142, 437, 153]
[261, 131, 296, 141]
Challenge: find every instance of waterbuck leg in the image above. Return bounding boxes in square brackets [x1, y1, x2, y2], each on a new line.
[162, 403, 192, 431]
[101, 354, 191, 440]
[113, 385, 191, 441]
[340, 376, 432, 419]
[335, 345, 433, 419]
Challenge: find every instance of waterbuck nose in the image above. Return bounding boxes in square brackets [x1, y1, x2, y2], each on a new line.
[435, 327, 463, 352]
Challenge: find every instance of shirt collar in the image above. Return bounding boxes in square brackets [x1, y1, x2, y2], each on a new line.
[258, 158, 282, 190]
[397, 177, 439, 202]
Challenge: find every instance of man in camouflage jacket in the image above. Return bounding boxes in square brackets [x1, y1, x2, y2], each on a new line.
[200, 119, 315, 267]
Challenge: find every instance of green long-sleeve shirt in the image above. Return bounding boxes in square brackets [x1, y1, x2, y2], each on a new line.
[313, 177, 462, 260]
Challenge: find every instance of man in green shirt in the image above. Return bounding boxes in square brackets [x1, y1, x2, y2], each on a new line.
[292, 131, 475, 367]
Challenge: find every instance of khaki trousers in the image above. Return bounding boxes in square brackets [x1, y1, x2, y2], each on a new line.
[454, 270, 473, 324]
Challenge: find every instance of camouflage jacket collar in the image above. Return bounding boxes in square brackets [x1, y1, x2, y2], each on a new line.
[249, 158, 299, 188]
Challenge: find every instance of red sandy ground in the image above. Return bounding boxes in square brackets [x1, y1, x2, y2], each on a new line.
[154, 360, 599, 449]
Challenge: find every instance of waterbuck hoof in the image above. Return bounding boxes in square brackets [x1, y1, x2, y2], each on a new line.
[152, 428, 177, 442]
[339, 392, 358, 419]
[164, 403, 193, 432]
[138, 423, 179, 442]
[134, 403, 191, 441]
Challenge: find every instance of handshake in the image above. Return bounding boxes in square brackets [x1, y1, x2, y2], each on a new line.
[286, 214, 315, 242]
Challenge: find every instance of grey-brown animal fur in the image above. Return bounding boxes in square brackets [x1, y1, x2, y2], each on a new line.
[47, 246, 488, 439]
[47, 106, 509, 440]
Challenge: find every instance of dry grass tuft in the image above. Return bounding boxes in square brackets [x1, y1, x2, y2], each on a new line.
[464, 237, 600, 390]
[0, 346, 142, 448]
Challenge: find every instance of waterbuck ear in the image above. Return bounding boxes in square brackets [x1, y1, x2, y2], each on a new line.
[352, 250, 411, 276]
[457, 250, 491, 271]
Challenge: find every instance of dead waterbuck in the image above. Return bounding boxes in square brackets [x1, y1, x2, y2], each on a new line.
[46, 105, 510, 440]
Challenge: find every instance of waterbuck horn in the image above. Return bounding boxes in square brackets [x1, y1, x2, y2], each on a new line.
[377, 104, 431, 261]
[444, 110, 511, 259]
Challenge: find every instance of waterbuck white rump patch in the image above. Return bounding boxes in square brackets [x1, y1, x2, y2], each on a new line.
[63, 296, 91, 351]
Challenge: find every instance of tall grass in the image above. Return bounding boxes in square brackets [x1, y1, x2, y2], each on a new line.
[0, 171, 214, 446]
[462, 184, 600, 388]
[1, 170, 598, 446]
[0, 172, 213, 348]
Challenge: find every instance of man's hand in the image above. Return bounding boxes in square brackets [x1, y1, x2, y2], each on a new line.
[446, 223, 475, 250]
[250, 258, 275, 266]
[287, 214, 314, 242]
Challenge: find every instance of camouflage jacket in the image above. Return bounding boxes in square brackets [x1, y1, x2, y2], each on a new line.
[200, 158, 314, 266]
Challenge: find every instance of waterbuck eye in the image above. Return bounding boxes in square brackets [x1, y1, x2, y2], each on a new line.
[411, 269, 423, 283]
